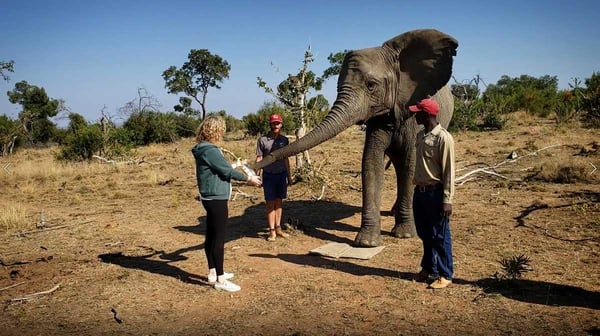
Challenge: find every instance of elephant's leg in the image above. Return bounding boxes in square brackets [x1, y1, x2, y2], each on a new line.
[354, 124, 392, 247]
[389, 151, 417, 238]
[389, 125, 418, 238]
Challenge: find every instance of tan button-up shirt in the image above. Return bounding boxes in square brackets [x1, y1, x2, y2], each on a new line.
[413, 124, 455, 204]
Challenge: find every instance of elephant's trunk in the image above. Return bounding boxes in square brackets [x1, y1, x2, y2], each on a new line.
[254, 97, 361, 170]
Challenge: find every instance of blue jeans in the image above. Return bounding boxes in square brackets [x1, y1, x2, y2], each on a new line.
[413, 187, 453, 280]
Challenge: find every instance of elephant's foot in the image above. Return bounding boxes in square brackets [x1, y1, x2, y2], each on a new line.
[391, 224, 415, 238]
[354, 227, 383, 247]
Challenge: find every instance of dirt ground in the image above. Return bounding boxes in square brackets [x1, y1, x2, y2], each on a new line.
[1, 113, 599, 336]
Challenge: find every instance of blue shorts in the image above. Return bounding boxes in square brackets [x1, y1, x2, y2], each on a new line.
[263, 172, 288, 201]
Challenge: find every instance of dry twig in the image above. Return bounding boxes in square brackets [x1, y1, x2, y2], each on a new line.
[13, 219, 95, 237]
[311, 185, 326, 201]
[9, 283, 61, 303]
[0, 281, 25, 292]
[456, 144, 563, 184]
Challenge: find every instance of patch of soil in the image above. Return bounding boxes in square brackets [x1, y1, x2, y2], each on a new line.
[1, 116, 599, 335]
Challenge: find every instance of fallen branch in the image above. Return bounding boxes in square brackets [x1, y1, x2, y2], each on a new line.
[13, 219, 95, 237]
[92, 155, 116, 165]
[0, 281, 25, 292]
[311, 185, 326, 201]
[0, 256, 53, 266]
[93, 155, 159, 166]
[456, 144, 563, 183]
[136, 156, 159, 165]
[9, 283, 61, 303]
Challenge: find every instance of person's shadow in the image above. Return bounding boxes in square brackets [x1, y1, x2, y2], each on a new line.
[98, 199, 599, 310]
[247, 252, 599, 310]
[98, 249, 206, 285]
[98, 199, 361, 287]
[174, 199, 363, 245]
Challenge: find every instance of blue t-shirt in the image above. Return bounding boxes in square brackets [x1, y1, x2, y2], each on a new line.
[256, 134, 289, 174]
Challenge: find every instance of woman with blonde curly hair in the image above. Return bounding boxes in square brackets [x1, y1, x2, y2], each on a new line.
[192, 116, 261, 292]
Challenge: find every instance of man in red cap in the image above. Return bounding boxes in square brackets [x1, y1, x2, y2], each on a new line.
[255, 114, 293, 241]
[408, 98, 455, 289]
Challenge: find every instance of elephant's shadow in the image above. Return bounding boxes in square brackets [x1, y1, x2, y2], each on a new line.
[174, 199, 362, 245]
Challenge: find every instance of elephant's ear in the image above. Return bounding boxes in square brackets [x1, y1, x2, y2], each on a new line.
[383, 29, 458, 99]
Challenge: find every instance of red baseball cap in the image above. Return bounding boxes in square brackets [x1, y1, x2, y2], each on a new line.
[269, 114, 283, 123]
[408, 98, 439, 116]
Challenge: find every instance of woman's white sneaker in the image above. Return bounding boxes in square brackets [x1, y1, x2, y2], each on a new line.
[208, 272, 234, 283]
[214, 280, 241, 292]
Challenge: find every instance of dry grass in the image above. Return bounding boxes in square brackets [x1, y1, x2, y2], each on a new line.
[0, 202, 29, 232]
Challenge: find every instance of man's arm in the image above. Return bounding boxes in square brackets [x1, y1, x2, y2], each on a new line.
[440, 132, 455, 217]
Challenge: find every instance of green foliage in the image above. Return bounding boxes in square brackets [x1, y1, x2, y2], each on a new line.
[6, 80, 61, 144]
[123, 111, 178, 145]
[243, 102, 296, 136]
[449, 99, 479, 131]
[305, 94, 330, 128]
[162, 49, 231, 119]
[479, 94, 510, 130]
[483, 75, 559, 117]
[580, 72, 600, 128]
[554, 89, 581, 125]
[173, 113, 200, 137]
[1, 60, 15, 81]
[322, 50, 350, 80]
[67, 113, 88, 134]
[0, 115, 23, 156]
[450, 75, 507, 131]
[498, 254, 532, 280]
[57, 124, 104, 161]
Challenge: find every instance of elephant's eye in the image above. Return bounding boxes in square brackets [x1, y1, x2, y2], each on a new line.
[366, 80, 377, 92]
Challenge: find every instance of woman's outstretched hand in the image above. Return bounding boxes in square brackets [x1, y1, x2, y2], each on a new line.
[247, 175, 262, 187]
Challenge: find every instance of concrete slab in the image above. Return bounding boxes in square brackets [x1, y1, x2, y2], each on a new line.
[309, 242, 386, 260]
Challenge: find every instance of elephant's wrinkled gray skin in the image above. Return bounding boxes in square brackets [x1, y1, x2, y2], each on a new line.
[254, 29, 458, 247]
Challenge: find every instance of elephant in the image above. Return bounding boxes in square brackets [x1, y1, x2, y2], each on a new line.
[254, 29, 458, 247]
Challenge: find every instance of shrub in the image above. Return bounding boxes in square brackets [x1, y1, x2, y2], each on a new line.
[123, 111, 179, 145]
[243, 102, 296, 136]
[580, 72, 600, 128]
[0, 115, 23, 156]
[57, 124, 103, 161]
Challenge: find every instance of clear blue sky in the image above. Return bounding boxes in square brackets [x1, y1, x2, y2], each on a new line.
[1, 0, 599, 125]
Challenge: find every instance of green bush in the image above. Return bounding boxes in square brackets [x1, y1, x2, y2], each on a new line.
[554, 89, 581, 125]
[580, 72, 600, 128]
[0, 115, 23, 156]
[123, 111, 179, 145]
[483, 75, 559, 117]
[243, 102, 296, 136]
[57, 124, 103, 161]
[449, 99, 478, 131]
[173, 113, 200, 138]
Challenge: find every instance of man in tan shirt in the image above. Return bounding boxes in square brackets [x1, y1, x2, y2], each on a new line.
[409, 98, 455, 289]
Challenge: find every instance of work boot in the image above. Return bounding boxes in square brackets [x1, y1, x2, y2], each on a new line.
[267, 229, 277, 242]
[275, 226, 289, 238]
[428, 277, 452, 289]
